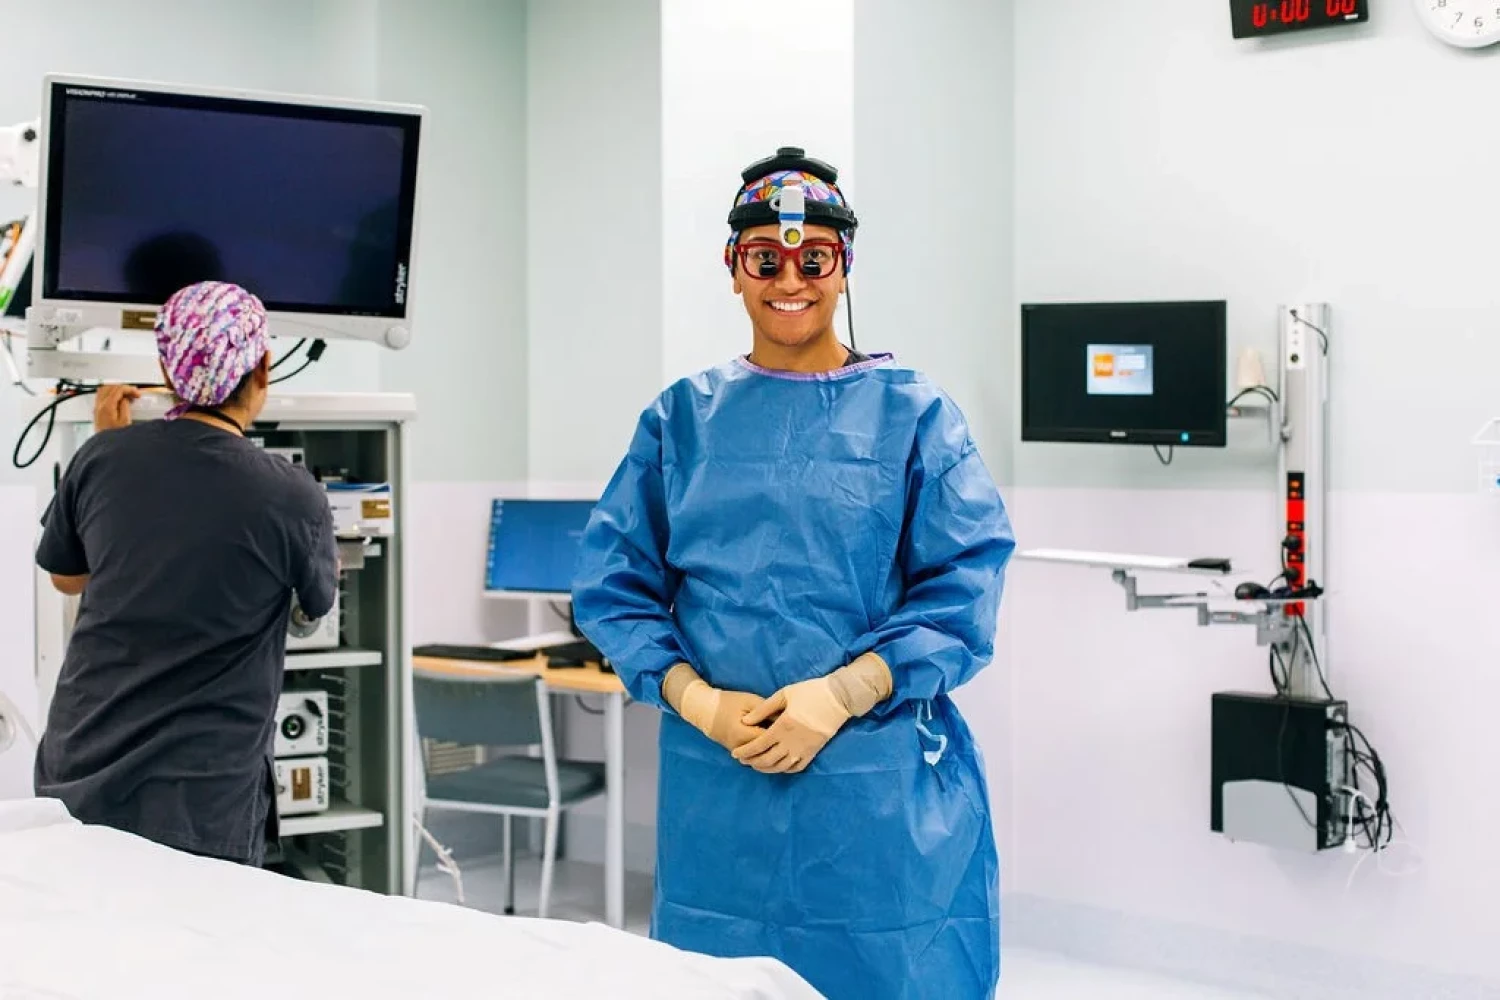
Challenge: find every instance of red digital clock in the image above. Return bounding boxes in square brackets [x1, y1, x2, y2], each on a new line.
[1229, 0, 1370, 38]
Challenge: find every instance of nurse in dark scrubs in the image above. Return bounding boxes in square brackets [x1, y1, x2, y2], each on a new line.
[33, 281, 339, 865]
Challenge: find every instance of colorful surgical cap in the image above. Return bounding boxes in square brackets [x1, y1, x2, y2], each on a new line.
[154, 281, 269, 417]
[725, 169, 857, 274]
[732, 169, 849, 212]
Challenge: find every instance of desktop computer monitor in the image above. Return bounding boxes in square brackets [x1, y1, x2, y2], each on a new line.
[483, 499, 597, 598]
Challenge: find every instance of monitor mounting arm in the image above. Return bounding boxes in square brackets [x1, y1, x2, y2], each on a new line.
[0, 120, 39, 189]
[1109, 569, 1301, 649]
[1019, 303, 1332, 699]
[24, 307, 166, 383]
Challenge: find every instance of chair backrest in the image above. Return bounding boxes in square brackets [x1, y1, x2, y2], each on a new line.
[412, 670, 544, 749]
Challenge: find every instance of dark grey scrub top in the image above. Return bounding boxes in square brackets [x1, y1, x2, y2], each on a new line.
[33, 417, 338, 864]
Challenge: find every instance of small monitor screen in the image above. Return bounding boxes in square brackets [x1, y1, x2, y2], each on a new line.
[484, 500, 598, 595]
[1021, 300, 1227, 447]
[1086, 344, 1155, 396]
[40, 81, 421, 316]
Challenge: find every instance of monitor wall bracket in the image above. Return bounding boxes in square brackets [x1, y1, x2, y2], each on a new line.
[24, 307, 166, 383]
[1022, 303, 1333, 696]
[1109, 569, 1300, 650]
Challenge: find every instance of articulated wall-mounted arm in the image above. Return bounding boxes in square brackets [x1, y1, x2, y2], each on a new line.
[1015, 304, 1332, 685]
[0, 121, 39, 189]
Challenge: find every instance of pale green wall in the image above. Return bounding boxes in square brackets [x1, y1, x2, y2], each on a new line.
[852, 0, 1017, 484]
[524, 0, 663, 486]
[375, 0, 530, 483]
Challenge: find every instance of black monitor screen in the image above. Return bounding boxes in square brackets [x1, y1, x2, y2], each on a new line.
[41, 82, 421, 316]
[1021, 300, 1227, 447]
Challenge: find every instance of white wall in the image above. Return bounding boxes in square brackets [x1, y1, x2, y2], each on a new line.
[375, 0, 529, 484]
[1014, 0, 1500, 493]
[368, 0, 532, 668]
[852, 0, 1016, 467]
[521, 0, 663, 868]
[1010, 1, 1500, 992]
[0, 487, 39, 798]
[851, 0, 1018, 887]
[526, 0, 663, 484]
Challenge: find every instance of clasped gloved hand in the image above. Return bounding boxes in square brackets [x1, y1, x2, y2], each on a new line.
[662, 663, 767, 753]
[732, 652, 893, 775]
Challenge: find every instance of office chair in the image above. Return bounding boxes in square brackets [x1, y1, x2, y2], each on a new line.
[411, 668, 606, 919]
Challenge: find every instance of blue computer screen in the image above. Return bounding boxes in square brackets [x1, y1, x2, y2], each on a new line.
[484, 499, 597, 594]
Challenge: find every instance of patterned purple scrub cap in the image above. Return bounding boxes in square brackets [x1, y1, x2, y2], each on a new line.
[154, 281, 269, 417]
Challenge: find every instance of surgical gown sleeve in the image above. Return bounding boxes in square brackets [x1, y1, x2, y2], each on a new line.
[852, 435, 1014, 716]
[571, 404, 689, 710]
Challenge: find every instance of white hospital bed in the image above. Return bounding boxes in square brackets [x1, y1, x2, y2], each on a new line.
[0, 798, 822, 1000]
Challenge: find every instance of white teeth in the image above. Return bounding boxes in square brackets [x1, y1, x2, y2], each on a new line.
[770, 301, 811, 312]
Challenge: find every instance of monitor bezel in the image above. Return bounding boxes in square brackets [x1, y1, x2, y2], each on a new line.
[1019, 299, 1229, 448]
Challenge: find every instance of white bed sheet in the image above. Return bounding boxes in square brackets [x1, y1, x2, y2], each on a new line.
[0, 798, 822, 1000]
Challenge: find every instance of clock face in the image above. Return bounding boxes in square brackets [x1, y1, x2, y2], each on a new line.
[1413, 0, 1500, 47]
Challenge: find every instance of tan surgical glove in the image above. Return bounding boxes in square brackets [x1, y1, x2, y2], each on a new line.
[662, 663, 767, 753]
[733, 652, 893, 775]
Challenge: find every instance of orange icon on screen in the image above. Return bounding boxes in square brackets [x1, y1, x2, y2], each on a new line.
[1093, 354, 1115, 377]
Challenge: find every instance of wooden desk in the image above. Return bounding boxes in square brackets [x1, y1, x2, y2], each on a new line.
[411, 653, 629, 928]
[412, 654, 625, 696]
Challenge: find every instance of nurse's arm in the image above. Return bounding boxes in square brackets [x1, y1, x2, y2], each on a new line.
[49, 573, 89, 596]
[37, 467, 91, 598]
[851, 445, 1015, 715]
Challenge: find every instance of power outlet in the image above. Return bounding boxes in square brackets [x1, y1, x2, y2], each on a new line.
[1286, 321, 1307, 371]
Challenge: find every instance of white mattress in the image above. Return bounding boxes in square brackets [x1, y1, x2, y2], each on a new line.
[0, 798, 822, 1000]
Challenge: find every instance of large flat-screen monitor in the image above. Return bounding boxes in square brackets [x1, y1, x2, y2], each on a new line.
[484, 500, 598, 598]
[1021, 300, 1227, 448]
[33, 75, 425, 348]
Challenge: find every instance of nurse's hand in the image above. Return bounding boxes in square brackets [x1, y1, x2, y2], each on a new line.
[663, 664, 767, 753]
[734, 676, 851, 774]
[703, 689, 771, 752]
[93, 384, 141, 432]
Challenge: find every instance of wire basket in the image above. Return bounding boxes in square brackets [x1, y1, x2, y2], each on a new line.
[1472, 418, 1500, 495]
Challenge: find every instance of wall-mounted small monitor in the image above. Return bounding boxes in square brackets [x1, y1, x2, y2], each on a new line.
[1021, 300, 1227, 448]
[33, 74, 425, 349]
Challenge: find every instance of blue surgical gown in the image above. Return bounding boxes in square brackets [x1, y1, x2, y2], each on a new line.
[572, 354, 1015, 1000]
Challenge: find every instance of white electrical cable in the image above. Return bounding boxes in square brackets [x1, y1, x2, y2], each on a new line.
[1341, 786, 1423, 891]
[0, 689, 38, 755]
[1, 330, 37, 396]
[412, 812, 465, 905]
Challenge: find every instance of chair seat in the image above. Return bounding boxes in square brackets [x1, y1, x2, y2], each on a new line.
[426, 756, 606, 811]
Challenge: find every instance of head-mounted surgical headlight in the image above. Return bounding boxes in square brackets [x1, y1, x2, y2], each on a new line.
[725, 146, 858, 274]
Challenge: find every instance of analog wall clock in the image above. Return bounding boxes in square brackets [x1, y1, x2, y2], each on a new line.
[1413, 0, 1500, 47]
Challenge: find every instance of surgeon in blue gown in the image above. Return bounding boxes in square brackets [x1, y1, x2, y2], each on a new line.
[572, 147, 1015, 1000]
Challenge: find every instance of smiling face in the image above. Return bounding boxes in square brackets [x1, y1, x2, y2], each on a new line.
[731, 223, 847, 352]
